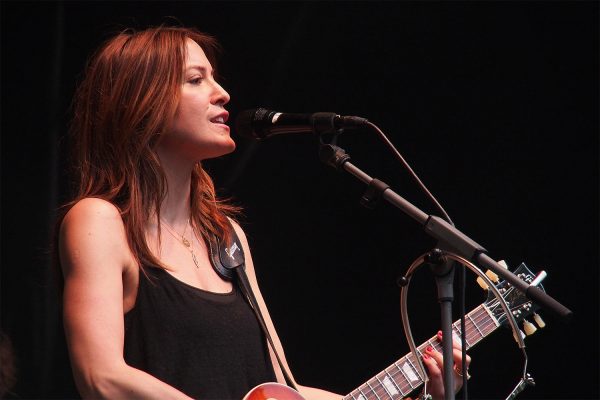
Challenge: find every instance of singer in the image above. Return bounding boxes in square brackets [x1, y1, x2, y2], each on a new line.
[56, 24, 470, 399]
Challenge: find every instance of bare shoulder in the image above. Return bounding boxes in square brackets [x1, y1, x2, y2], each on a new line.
[60, 198, 133, 275]
[228, 217, 248, 242]
[62, 197, 123, 227]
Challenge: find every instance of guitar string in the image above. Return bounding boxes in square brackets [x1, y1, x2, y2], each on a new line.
[349, 290, 518, 398]
[348, 305, 499, 399]
[350, 301, 514, 400]
[377, 316, 496, 399]
[350, 339, 459, 396]
[350, 294, 530, 400]
[346, 273, 535, 400]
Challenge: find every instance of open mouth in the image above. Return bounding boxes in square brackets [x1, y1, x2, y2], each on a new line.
[211, 116, 226, 124]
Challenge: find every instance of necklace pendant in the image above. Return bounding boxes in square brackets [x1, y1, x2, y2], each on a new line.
[191, 251, 200, 269]
[182, 237, 191, 247]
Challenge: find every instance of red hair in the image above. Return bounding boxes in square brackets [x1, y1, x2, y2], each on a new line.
[64, 25, 239, 271]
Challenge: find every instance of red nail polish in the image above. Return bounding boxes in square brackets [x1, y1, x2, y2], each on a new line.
[437, 330, 443, 337]
[426, 346, 433, 353]
[423, 354, 430, 360]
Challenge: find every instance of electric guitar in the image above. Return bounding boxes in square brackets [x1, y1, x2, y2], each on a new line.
[244, 262, 547, 400]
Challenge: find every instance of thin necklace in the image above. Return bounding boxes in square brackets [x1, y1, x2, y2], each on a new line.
[160, 217, 200, 269]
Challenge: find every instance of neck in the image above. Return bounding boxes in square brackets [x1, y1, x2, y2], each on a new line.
[155, 145, 196, 229]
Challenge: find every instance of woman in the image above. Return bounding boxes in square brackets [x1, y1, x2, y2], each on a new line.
[58, 25, 469, 399]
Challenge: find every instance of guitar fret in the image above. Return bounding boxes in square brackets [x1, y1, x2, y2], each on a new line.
[357, 387, 368, 400]
[456, 320, 478, 348]
[393, 360, 416, 390]
[342, 261, 541, 400]
[484, 301, 503, 326]
[382, 371, 402, 397]
[424, 339, 437, 352]
[453, 306, 494, 348]
[482, 304, 500, 329]
[344, 304, 507, 400]
[374, 375, 391, 398]
[451, 322, 470, 348]
[405, 354, 425, 382]
[366, 381, 381, 400]
[467, 311, 485, 338]
[470, 306, 496, 344]
[471, 309, 491, 339]
[386, 364, 411, 395]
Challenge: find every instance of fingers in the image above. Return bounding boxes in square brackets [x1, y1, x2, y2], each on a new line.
[424, 345, 465, 378]
[436, 331, 472, 365]
[422, 333, 473, 400]
[422, 346, 444, 399]
[452, 348, 471, 369]
[439, 331, 471, 386]
[422, 348, 442, 380]
[424, 344, 444, 370]
[430, 331, 472, 386]
[437, 330, 464, 351]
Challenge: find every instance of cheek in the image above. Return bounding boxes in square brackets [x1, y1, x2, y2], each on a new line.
[172, 100, 208, 132]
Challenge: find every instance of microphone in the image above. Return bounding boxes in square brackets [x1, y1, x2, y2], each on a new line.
[235, 108, 368, 140]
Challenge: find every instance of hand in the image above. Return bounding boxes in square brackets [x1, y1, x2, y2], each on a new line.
[421, 331, 471, 400]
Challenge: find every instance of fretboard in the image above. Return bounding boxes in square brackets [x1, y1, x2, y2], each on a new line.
[343, 303, 499, 400]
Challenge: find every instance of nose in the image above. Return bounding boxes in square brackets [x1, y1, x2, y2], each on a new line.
[211, 80, 230, 107]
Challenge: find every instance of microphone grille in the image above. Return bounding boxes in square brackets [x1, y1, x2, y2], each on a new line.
[235, 108, 275, 139]
[234, 109, 259, 139]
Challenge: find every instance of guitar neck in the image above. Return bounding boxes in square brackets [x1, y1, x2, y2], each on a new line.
[343, 303, 500, 400]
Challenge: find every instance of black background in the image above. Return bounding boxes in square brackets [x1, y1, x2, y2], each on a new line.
[1, 1, 598, 399]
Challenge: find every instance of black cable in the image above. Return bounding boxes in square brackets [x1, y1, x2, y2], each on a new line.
[362, 120, 471, 398]
[459, 263, 469, 399]
[364, 121, 454, 227]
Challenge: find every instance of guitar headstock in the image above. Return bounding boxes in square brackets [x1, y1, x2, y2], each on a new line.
[481, 262, 547, 336]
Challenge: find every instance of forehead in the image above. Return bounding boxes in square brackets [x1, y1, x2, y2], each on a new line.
[184, 39, 212, 70]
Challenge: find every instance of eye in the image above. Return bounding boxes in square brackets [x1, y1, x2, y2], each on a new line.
[188, 76, 203, 85]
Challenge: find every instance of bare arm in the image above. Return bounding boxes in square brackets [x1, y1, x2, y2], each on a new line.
[230, 221, 343, 400]
[60, 198, 193, 399]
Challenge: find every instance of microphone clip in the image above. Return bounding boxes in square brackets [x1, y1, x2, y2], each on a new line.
[318, 143, 350, 171]
[311, 112, 342, 135]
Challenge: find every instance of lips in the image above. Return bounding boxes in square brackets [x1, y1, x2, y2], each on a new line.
[210, 111, 229, 124]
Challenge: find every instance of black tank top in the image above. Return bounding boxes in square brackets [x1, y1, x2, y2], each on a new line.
[124, 267, 276, 399]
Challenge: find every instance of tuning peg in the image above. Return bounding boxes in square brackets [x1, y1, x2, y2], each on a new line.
[477, 260, 508, 289]
[476, 276, 489, 290]
[476, 269, 500, 289]
[485, 260, 508, 283]
[533, 313, 546, 328]
[485, 269, 499, 283]
[523, 319, 537, 336]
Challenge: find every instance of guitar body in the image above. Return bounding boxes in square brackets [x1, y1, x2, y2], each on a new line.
[243, 382, 305, 400]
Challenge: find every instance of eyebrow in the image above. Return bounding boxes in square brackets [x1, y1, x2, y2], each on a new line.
[186, 66, 215, 76]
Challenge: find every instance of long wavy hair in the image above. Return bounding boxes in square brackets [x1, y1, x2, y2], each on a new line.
[62, 26, 239, 271]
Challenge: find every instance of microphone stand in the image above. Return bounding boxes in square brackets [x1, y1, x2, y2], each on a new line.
[318, 143, 573, 400]
[425, 248, 457, 400]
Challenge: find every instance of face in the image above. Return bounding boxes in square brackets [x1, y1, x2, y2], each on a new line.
[160, 39, 234, 162]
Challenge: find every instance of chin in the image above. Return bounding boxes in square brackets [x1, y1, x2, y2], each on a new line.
[222, 137, 236, 154]
[201, 140, 236, 160]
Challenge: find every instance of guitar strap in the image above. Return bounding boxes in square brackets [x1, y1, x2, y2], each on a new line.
[207, 220, 299, 392]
